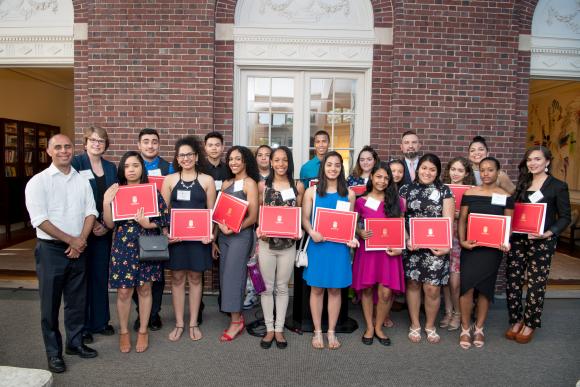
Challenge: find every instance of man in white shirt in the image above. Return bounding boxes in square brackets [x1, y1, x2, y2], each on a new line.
[25, 134, 99, 373]
[400, 130, 422, 186]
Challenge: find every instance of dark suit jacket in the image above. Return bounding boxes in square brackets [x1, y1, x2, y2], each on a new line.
[515, 175, 571, 236]
[72, 153, 118, 218]
[400, 158, 417, 186]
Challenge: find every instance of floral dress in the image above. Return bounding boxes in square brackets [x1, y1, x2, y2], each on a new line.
[399, 182, 453, 286]
[109, 192, 169, 289]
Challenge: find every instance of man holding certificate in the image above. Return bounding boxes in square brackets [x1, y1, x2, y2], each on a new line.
[457, 157, 513, 349]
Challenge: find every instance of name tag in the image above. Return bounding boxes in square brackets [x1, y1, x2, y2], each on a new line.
[429, 189, 440, 202]
[491, 193, 507, 206]
[336, 200, 350, 212]
[280, 188, 296, 201]
[364, 196, 380, 211]
[529, 190, 544, 203]
[79, 169, 94, 180]
[364, 177, 369, 184]
[233, 179, 244, 192]
[215, 180, 223, 191]
[176, 190, 191, 201]
[148, 168, 162, 177]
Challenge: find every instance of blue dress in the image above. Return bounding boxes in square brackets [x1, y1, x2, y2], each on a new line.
[303, 191, 352, 288]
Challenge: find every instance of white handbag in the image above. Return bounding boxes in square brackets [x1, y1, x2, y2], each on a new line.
[295, 190, 316, 268]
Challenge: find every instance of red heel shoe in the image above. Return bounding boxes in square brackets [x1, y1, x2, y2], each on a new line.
[220, 317, 245, 342]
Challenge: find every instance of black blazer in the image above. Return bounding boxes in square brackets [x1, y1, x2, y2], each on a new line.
[401, 158, 415, 186]
[515, 175, 571, 236]
[72, 152, 118, 217]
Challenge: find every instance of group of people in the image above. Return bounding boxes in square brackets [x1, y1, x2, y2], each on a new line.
[25, 127, 571, 373]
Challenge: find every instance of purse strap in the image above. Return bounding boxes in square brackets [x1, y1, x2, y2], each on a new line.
[299, 189, 317, 250]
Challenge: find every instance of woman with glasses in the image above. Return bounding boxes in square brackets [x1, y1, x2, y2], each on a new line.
[161, 136, 216, 342]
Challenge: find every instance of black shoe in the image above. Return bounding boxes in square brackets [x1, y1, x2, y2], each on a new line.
[149, 314, 162, 331]
[82, 331, 94, 345]
[361, 335, 374, 345]
[133, 318, 140, 332]
[275, 337, 288, 349]
[375, 334, 391, 346]
[260, 338, 274, 349]
[95, 324, 115, 336]
[47, 355, 66, 373]
[197, 301, 204, 326]
[65, 344, 98, 359]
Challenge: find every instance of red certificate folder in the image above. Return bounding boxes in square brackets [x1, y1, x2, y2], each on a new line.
[211, 191, 249, 233]
[170, 209, 212, 241]
[148, 176, 165, 193]
[314, 208, 357, 244]
[467, 213, 510, 249]
[512, 203, 547, 234]
[309, 179, 319, 187]
[258, 206, 301, 238]
[350, 185, 367, 196]
[446, 184, 473, 211]
[364, 218, 406, 251]
[409, 217, 452, 249]
[112, 183, 159, 221]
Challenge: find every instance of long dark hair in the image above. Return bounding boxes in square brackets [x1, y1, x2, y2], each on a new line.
[265, 146, 297, 193]
[441, 156, 476, 185]
[415, 153, 443, 188]
[387, 159, 406, 192]
[172, 135, 208, 174]
[352, 146, 379, 178]
[117, 151, 148, 185]
[366, 161, 401, 218]
[225, 145, 260, 183]
[316, 151, 348, 197]
[514, 146, 552, 202]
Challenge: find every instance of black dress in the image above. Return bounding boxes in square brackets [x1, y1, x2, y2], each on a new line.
[168, 176, 212, 272]
[459, 194, 514, 300]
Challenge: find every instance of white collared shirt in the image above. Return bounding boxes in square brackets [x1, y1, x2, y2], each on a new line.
[25, 163, 98, 240]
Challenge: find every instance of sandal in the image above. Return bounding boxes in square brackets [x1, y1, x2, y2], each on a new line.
[168, 326, 184, 342]
[135, 331, 149, 353]
[311, 330, 324, 349]
[327, 330, 341, 350]
[473, 325, 485, 348]
[459, 324, 472, 350]
[505, 322, 522, 340]
[448, 311, 461, 331]
[408, 326, 421, 343]
[424, 327, 440, 344]
[119, 332, 131, 353]
[219, 317, 245, 342]
[190, 325, 202, 341]
[439, 311, 452, 328]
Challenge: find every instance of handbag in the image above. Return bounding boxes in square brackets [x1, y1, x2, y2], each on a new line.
[247, 255, 266, 294]
[295, 190, 316, 268]
[138, 226, 169, 262]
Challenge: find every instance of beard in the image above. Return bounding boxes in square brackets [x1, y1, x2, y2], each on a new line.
[403, 151, 418, 159]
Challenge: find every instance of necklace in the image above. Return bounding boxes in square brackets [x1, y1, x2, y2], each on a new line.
[179, 172, 197, 189]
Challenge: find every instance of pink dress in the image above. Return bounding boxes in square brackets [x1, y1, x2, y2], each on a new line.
[352, 197, 406, 293]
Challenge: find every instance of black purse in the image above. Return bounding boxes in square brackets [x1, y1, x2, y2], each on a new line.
[138, 226, 169, 262]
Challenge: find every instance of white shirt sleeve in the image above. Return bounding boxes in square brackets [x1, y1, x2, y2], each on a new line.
[25, 175, 49, 228]
[82, 178, 99, 219]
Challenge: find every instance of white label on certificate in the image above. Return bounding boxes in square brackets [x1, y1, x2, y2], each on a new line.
[529, 191, 544, 203]
[364, 196, 380, 211]
[176, 190, 191, 201]
[148, 168, 162, 176]
[336, 200, 350, 212]
[79, 169, 94, 180]
[429, 189, 440, 202]
[233, 179, 244, 192]
[280, 188, 296, 201]
[215, 180, 223, 191]
[491, 193, 507, 206]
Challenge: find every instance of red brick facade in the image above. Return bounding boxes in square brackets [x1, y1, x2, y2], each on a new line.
[72, 0, 539, 292]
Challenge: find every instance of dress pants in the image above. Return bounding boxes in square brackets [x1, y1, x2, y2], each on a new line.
[35, 240, 86, 356]
[132, 263, 164, 317]
[84, 233, 112, 333]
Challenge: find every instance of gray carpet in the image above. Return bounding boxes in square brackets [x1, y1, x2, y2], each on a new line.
[0, 289, 578, 387]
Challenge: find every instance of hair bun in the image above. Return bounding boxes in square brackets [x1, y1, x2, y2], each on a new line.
[472, 135, 486, 143]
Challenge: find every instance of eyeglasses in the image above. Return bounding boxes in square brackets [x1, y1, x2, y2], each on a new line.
[177, 152, 195, 159]
[88, 138, 106, 145]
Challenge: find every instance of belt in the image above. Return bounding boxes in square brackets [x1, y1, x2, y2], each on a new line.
[38, 239, 68, 248]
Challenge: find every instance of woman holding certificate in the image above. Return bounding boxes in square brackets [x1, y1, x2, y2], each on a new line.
[505, 146, 571, 344]
[103, 151, 169, 353]
[457, 157, 513, 349]
[302, 151, 358, 350]
[347, 146, 379, 192]
[256, 146, 304, 349]
[161, 136, 216, 342]
[399, 154, 454, 344]
[353, 162, 405, 346]
[213, 146, 259, 342]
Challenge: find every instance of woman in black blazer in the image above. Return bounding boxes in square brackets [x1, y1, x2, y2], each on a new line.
[505, 146, 571, 344]
[72, 126, 118, 342]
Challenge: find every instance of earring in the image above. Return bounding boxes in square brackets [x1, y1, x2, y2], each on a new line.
[544, 167, 548, 173]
